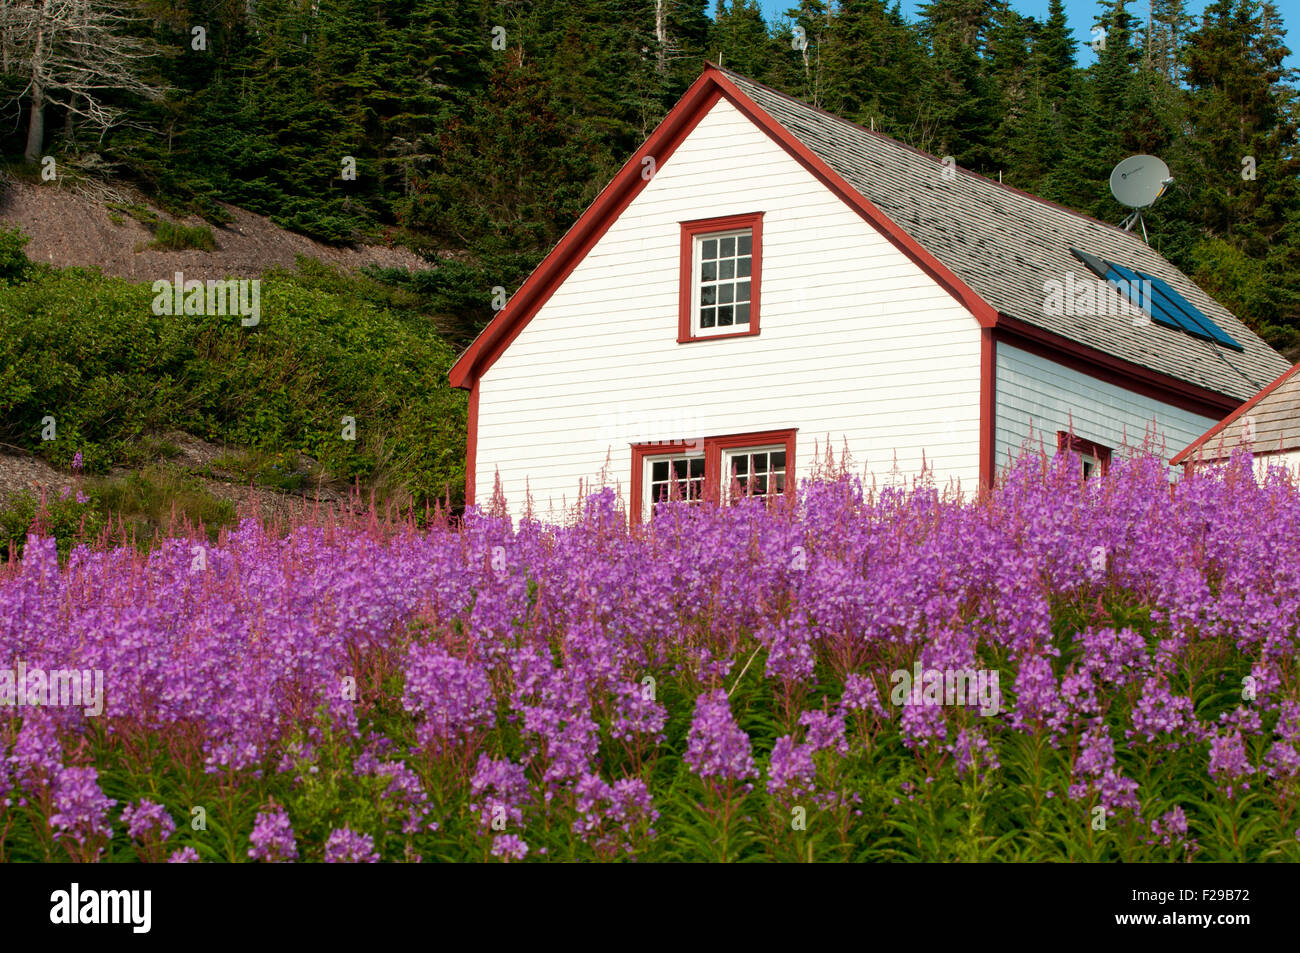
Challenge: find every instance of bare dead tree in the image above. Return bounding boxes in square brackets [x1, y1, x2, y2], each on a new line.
[2, 0, 165, 162]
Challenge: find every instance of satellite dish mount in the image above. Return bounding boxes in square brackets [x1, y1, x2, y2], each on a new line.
[1109, 155, 1173, 242]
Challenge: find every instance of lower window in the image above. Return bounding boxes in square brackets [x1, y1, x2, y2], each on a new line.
[720, 445, 788, 501]
[1057, 431, 1112, 479]
[646, 453, 707, 507]
[630, 429, 796, 522]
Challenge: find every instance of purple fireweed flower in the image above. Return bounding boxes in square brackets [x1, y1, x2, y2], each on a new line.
[1129, 678, 1199, 744]
[1208, 730, 1253, 798]
[10, 715, 63, 794]
[839, 673, 886, 717]
[765, 735, 815, 797]
[799, 709, 848, 755]
[71, 451, 83, 472]
[490, 833, 529, 861]
[947, 729, 999, 778]
[1009, 653, 1067, 735]
[167, 847, 200, 863]
[50, 766, 115, 847]
[121, 799, 175, 843]
[402, 643, 495, 751]
[684, 689, 757, 783]
[572, 773, 657, 856]
[248, 804, 298, 862]
[759, 617, 816, 684]
[324, 827, 378, 863]
[470, 755, 531, 832]
[608, 681, 667, 743]
[1149, 806, 1192, 849]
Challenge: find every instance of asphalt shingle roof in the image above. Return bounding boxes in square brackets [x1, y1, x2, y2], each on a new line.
[721, 69, 1290, 402]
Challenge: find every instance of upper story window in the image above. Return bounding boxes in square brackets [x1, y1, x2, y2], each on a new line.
[679, 213, 763, 343]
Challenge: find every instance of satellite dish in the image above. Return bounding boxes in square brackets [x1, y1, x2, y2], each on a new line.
[1109, 155, 1173, 241]
[1110, 155, 1172, 208]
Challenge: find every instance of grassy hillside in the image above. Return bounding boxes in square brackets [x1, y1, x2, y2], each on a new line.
[0, 227, 467, 511]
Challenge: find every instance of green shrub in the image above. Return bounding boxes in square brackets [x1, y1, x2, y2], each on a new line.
[0, 489, 104, 562]
[150, 220, 217, 251]
[0, 263, 468, 506]
[0, 225, 32, 283]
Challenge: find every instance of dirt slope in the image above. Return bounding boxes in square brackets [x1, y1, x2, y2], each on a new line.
[0, 178, 426, 280]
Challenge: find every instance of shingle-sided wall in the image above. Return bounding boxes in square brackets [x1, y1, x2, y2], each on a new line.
[476, 96, 984, 521]
[995, 342, 1220, 471]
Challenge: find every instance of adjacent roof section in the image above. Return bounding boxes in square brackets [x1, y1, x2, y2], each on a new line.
[718, 68, 1289, 402]
[1172, 362, 1300, 464]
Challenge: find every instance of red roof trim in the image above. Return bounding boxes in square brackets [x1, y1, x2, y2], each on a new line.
[993, 317, 1241, 420]
[705, 68, 999, 330]
[449, 64, 1001, 391]
[980, 328, 995, 491]
[464, 379, 479, 506]
[1170, 361, 1300, 465]
[448, 73, 725, 389]
[710, 67, 1142, 241]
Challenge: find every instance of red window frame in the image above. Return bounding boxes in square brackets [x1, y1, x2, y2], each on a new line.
[630, 428, 795, 522]
[678, 212, 763, 343]
[1056, 431, 1112, 477]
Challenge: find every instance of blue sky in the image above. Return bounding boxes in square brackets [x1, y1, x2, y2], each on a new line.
[754, 1, 1300, 72]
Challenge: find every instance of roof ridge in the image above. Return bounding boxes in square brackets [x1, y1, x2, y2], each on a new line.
[707, 63, 1142, 240]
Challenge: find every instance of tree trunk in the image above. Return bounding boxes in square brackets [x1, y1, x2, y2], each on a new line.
[24, 87, 45, 163]
[654, 0, 667, 74]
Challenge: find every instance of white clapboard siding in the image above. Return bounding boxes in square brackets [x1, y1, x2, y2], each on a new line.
[477, 96, 983, 520]
[995, 342, 1219, 470]
[1256, 449, 1300, 478]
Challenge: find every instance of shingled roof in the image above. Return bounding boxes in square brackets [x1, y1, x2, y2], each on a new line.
[719, 68, 1289, 403]
[1171, 362, 1300, 463]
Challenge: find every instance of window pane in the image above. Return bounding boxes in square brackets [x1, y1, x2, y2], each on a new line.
[752, 452, 768, 472]
[737, 257, 751, 278]
[775, 473, 786, 493]
[689, 457, 705, 477]
[736, 280, 750, 302]
[735, 303, 750, 324]
[718, 284, 734, 304]
[738, 234, 752, 255]
[671, 458, 689, 479]
[701, 261, 717, 281]
[700, 307, 715, 327]
[702, 239, 717, 259]
[730, 456, 748, 476]
[719, 259, 735, 280]
[772, 451, 786, 469]
[753, 474, 768, 495]
[718, 305, 733, 325]
[720, 236, 735, 257]
[701, 286, 716, 305]
[652, 460, 668, 482]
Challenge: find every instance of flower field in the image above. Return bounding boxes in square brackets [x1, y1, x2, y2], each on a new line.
[1, 450, 1298, 863]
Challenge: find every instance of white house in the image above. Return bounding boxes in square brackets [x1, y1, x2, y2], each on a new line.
[449, 65, 1290, 521]
[1172, 362, 1300, 477]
